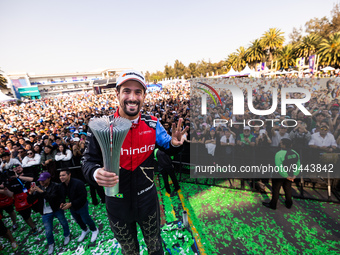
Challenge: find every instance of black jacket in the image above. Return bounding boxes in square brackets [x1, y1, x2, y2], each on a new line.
[82, 113, 181, 191]
[81, 112, 182, 221]
[4, 169, 34, 195]
[27, 182, 62, 214]
[60, 178, 87, 211]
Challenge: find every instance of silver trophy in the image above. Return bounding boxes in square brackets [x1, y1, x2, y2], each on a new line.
[88, 116, 131, 196]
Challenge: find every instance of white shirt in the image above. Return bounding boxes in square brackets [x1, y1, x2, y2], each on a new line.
[271, 131, 290, 147]
[220, 134, 235, 145]
[308, 132, 337, 147]
[0, 158, 21, 171]
[43, 199, 53, 214]
[22, 154, 41, 167]
[55, 149, 73, 161]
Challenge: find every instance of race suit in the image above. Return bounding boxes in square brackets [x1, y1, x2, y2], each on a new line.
[82, 111, 181, 255]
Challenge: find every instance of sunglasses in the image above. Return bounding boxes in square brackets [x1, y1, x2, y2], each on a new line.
[28, 152, 33, 155]
[320, 127, 328, 131]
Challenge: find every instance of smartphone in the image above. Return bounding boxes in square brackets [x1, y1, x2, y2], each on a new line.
[31, 182, 36, 188]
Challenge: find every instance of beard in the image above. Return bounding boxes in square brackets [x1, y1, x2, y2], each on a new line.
[121, 100, 141, 117]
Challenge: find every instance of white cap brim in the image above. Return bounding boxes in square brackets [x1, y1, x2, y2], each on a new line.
[116, 70, 147, 90]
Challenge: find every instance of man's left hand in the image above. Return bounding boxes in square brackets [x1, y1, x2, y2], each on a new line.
[171, 118, 189, 146]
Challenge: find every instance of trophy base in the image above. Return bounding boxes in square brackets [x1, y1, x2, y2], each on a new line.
[105, 186, 119, 197]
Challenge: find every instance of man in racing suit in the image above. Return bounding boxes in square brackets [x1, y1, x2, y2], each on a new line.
[82, 70, 187, 255]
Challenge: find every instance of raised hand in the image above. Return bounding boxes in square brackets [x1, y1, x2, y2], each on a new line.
[171, 118, 189, 146]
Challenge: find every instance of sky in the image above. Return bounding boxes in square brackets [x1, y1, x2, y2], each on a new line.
[0, 0, 337, 75]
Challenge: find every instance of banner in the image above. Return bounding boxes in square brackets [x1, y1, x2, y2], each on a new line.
[147, 83, 162, 92]
[309, 55, 316, 74]
[296, 57, 305, 67]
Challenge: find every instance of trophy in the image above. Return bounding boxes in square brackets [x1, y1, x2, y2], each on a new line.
[88, 116, 131, 196]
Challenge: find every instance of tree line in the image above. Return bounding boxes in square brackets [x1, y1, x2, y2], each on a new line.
[145, 3, 340, 82]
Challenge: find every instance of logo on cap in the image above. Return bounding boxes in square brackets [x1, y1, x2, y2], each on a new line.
[124, 72, 145, 80]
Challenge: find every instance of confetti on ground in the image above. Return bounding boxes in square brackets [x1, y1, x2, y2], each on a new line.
[178, 175, 340, 255]
[1, 175, 339, 254]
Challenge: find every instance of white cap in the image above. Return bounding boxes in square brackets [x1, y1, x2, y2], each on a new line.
[259, 129, 266, 135]
[243, 126, 251, 130]
[116, 70, 147, 90]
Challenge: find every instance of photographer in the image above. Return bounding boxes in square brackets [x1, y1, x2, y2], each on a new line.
[1, 164, 37, 235]
[27, 172, 70, 255]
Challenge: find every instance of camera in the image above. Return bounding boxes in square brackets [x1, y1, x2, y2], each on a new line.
[0, 169, 15, 184]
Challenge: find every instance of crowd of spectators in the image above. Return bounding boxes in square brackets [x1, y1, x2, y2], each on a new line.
[2, 74, 340, 251]
[0, 80, 190, 252]
[190, 76, 340, 187]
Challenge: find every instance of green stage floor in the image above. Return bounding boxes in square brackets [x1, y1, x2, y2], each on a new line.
[177, 177, 340, 255]
[1, 176, 340, 254]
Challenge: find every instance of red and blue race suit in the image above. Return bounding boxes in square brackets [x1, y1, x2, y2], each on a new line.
[82, 110, 181, 255]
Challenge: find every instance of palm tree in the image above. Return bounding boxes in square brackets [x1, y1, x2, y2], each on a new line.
[234, 46, 247, 71]
[295, 33, 321, 57]
[318, 32, 340, 67]
[0, 69, 7, 88]
[226, 47, 247, 72]
[245, 39, 265, 66]
[260, 28, 285, 62]
[275, 44, 296, 69]
[225, 53, 238, 72]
